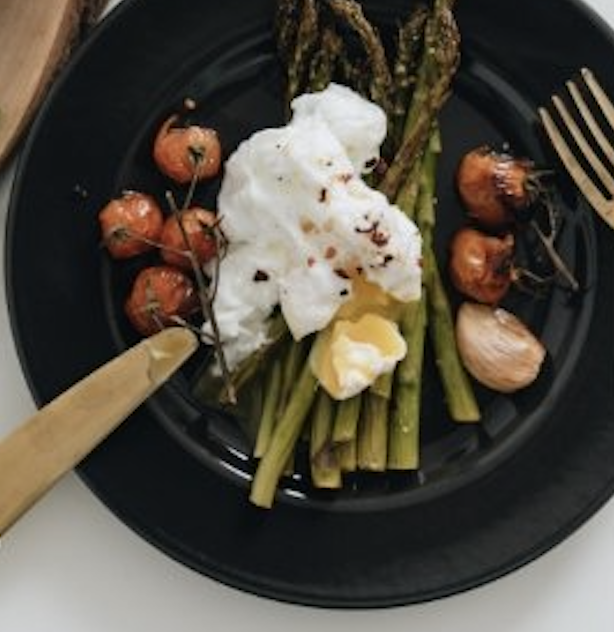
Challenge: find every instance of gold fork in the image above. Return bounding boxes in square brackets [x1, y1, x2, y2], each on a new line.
[538, 67, 614, 230]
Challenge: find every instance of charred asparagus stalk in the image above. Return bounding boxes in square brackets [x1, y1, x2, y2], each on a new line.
[418, 131, 480, 423]
[379, 0, 460, 201]
[309, 26, 344, 92]
[327, 0, 393, 119]
[280, 0, 320, 112]
[389, 6, 430, 151]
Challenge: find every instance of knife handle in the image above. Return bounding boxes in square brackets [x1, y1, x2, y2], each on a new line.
[0, 327, 198, 536]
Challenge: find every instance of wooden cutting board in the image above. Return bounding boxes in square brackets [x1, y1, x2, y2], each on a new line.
[0, 0, 107, 167]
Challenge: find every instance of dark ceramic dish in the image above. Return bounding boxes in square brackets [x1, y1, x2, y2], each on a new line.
[6, 0, 614, 608]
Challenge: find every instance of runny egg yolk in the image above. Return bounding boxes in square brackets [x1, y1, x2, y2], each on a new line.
[310, 279, 409, 400]
[335, 275, 406, 322]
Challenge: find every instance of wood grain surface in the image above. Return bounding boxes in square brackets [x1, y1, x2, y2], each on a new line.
[0, 0, 107, 166]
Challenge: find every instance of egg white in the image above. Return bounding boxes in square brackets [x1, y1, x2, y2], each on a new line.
[208, 84, 422, 370]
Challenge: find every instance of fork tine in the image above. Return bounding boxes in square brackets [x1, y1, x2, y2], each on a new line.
[538, 106, 611, 215]
[551, 93, 614, 194]
[581, 67, 614, 132]
[567, 79, 614, 165]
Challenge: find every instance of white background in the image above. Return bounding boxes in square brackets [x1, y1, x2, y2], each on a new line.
[1, 1, 614, 630]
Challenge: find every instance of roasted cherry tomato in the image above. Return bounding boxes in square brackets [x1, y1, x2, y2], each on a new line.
[159, 207, 219, 270]
[449, 227, 515, 305]
[153, 115, 222, 184]
[99, 191, 163, 259]
[456, 146, 538, 228]
[125, 265, 198, 336]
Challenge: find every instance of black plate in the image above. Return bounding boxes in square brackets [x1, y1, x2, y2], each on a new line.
[6, 0, 614, 608]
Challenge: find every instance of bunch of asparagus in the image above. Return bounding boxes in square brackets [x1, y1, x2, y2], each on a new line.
[222, 0, 480, 508]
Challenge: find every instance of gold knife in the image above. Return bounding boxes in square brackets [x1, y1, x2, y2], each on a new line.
[0, 327, 198, 536]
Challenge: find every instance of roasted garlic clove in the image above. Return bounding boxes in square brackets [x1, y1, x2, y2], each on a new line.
[456, 302, 546, 393]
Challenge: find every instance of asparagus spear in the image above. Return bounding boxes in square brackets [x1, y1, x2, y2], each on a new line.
[274, 0, 298, 65]
[254, 358, 283, 458]
[310, 390, 342, 488]
[382, 1, 477, 427]
[356, 370, 392, 471]
[308, 26, 344, 92]
[394, 158, 424, 221]
[338, 52, 370, 99]
[217, 313, 289, 403]
[282, 0, 320, 111]
[418, 131, 480, 423]
[357, 391, 389, 471]
[416, 130, 440, 242]
[332, 393, 362, 445]
[276, 338, 308, 415]
[277, 339, 309, 475]
[369, 370, 394, 400]
[389, 6, 430, 150]
[327, 0, 393, 119]
[250, 362, 319, 508]
[337, 434, 358, 472]
[389, 128, 479, 472]
[388, 298, 426, 469]
[378, 0, 460, 201]
[424, 249, 481, 422]
[387, 137, 434, 470]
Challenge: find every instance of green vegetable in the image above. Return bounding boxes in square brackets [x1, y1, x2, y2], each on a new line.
[424, 248, 481, 422]
[357, 391, 389, 471]
[310, 390, 342, 488]
[378, 0, 460, 201]
[308, 26, 344, 92]
[418, 131, 480, 423]
[250, 362, 318, 508]
[327, 0, 393, 119]
[388, 299, 426, 469]
[254, 358, 283, 458]
[332, 392, 362, 445]
[337, 433, 358, 472]
[282, 0, 320, 111]
[239, 0, 477, 505]
[389, 6, 430, 150]
[217, 313, 289, 403]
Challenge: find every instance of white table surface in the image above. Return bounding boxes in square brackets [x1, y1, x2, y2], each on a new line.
[2, 1, 614, 630]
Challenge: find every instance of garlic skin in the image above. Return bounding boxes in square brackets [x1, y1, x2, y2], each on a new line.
[456, 302, 546, 393]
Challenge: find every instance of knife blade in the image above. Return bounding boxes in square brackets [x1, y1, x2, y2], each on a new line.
[0, 327, 199, 536]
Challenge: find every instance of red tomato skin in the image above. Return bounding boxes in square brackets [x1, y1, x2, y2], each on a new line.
[160, 207, 218, 270]
[99, 191, 163, 259]
[448, 228, 514, 305]
[125, 265, 198, 336]
[457, 146, 534, 228]
[153, 115, 222, 184]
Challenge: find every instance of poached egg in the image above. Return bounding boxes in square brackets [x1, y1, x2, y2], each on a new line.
[209, 84, 422, 398]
